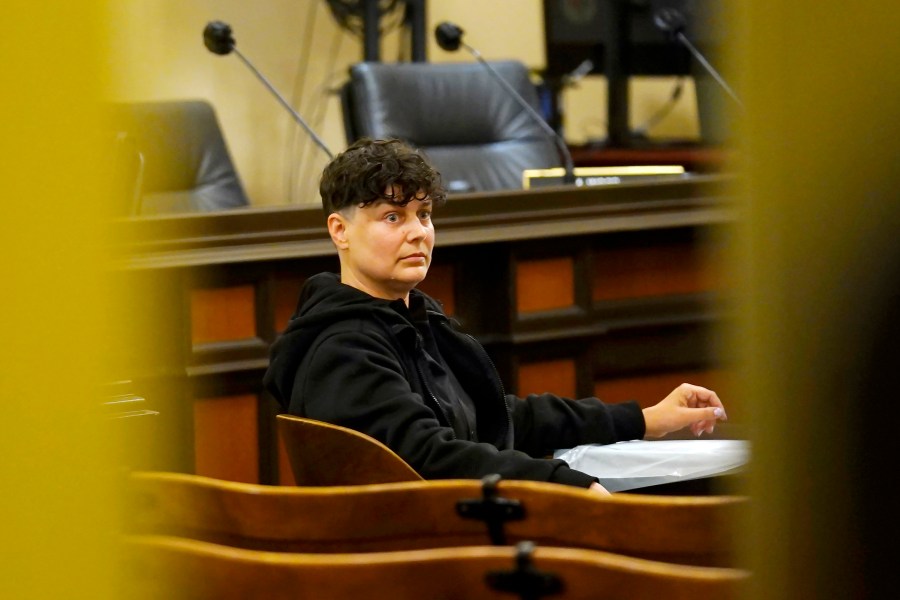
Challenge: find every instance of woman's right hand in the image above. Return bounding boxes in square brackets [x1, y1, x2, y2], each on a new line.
[642, 383, 727, 439]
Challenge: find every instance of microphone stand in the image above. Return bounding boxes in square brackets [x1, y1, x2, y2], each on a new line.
[654, 9, 744, 111]
[204, 21, 334, 160]
[230, 48, 335, 160]
[672, 31, 743, 110]
[454, 39, 576, 184]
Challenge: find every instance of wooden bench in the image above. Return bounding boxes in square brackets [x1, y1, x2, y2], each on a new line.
[125, 470, 746, 567]
[122, 534, 749, 600]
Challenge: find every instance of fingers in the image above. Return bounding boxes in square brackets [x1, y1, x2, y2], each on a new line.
[647, 384, 729, 438]
[690, 406, 728, 436]
[693, 385, 725, 411]
[589, 481, 611, 495]
[680, 383, 721, 405]
[679, 384, 728, 418]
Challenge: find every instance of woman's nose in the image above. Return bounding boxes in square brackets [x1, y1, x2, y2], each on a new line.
[405, 219, 427, 240]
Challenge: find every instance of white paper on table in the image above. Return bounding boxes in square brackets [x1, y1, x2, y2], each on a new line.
[553, 439, 750, 492]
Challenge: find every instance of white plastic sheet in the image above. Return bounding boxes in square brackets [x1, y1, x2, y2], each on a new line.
[554, 439, 750, 492]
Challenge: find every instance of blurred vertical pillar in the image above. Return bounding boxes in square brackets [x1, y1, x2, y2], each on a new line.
[737, 0, 900, 597]
[0, 2, 120, 598]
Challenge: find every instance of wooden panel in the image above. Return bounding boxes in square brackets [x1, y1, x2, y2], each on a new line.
[273, 276, 304, 334]
[516, 257, 575, 314]
[518, 359, 577, 398]
[191, 285, 256, 344]
[592, 243, 714, 301]
[593, 369, 728, 409]
[417, 263, 455, 316]
[193, 394, 259, 483]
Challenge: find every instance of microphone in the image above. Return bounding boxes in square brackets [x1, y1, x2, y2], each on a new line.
[434, 21, 576, 185]
[652, 9, 744, 110]
[203, 21, 334, 160]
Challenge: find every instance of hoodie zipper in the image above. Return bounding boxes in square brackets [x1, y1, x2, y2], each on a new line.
[463, 330, 513, 446]
[413, 334, 457, 440]
[435, 319, 514, 448]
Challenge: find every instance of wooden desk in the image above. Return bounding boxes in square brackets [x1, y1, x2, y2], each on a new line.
[110, 176, 739, 484]
[570, 143, 731, 174]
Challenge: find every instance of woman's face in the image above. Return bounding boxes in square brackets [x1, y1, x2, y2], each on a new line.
[332, 190, 435, 301]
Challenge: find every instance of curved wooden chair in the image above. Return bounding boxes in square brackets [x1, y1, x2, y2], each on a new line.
[276, 414, 423, 485]
[123, 534, 749, 600]
[125, 471, 746, 567]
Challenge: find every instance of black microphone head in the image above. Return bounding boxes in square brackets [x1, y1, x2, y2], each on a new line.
[204, 21, 235, 55]
[653, 8, 686, 37]
[435, 22, 464, 52]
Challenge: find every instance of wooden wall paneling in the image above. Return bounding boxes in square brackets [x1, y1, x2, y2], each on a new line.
[517, 358, 578, 398]
[192, 393, 260, 483]
[416, 261, 456, 316]
[256, 391, 283, 486]
[511, 237, 592, 330]
[585, 319, 743, 436]
[512, 333, 596, 400]
[188, 264, 267, 484]
[589, 320, 719, 379]
[444, 244, 510, 336]
[271, 272, 304, 335]
[190, 284, 256, 344]
[592, 367, 743, 440]
[593, 368, 719, 407]
[591, 227, 717, 302]
[508, 238, 595, 398]
[190, 370, 280, 483]
[188, 263, 269, 375]
[515, 255, 576, 314]
[267, 255, 340, 337]
[450, 244, 518, 390]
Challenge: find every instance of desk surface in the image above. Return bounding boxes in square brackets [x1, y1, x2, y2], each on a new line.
[555, 439, 750, 493]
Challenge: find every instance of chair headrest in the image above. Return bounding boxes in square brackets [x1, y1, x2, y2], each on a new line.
[348, 61, 546, 147]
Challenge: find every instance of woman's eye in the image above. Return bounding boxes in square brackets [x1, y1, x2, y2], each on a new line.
[385, 213, 399, 223]
[419, 211, 431, 221]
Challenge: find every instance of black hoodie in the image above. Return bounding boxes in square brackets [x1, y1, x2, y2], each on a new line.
[263, 272, 646, 488]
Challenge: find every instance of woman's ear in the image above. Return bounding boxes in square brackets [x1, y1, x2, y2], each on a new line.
[327, 212, 349, 250]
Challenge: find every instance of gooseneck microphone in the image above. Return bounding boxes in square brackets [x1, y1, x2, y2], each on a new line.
[435, 22, 576, 185]
[203, 21, 334, 160]
[652, 9, 744, 110]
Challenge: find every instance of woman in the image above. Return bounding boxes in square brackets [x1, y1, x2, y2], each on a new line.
[264, 138, 726, 493]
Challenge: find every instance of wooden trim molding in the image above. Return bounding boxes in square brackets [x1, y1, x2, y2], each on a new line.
[111, 175, 736, 270]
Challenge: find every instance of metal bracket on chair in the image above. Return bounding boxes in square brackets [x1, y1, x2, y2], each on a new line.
[455, 473, 525, 545]
[485, 541, 563, 600]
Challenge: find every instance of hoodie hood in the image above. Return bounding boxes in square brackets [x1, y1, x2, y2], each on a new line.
[263, 272, 430, 410]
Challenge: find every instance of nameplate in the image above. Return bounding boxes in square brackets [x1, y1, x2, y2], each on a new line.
[523, 165, 688, 190]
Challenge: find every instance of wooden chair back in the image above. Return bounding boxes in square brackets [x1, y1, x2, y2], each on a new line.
[276, 414, 423, 485]
[123, 534, 749, 600]
[125, 471, 746, 567]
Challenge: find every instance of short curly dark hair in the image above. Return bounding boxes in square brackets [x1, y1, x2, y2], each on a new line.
[319, 137, 447, 215]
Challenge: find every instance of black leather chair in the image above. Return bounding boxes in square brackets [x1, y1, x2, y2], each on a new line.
[341, 61, 560, 193]
[108, 99, 249, 215]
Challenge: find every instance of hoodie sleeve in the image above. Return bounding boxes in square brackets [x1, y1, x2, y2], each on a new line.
[293, 328, 600, 489]
[507, 393, 646, 458]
